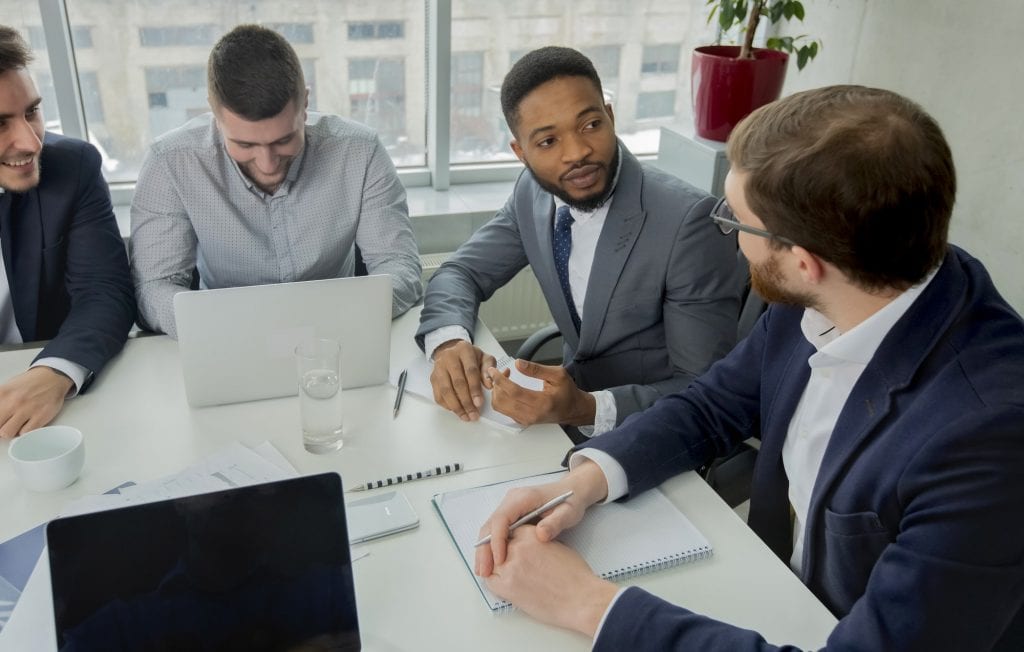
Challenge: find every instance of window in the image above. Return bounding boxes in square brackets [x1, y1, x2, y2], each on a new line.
[26, 25, 93, 49]
[348, 58, 408, 155]
[347, 21, 404, 40]
[636, 90, 676, 119]
[145, 66, 207, 139]
[582, 45, 621, 98]
[139, 25, 221, 48]
[641, 44, 681, 74]
[450, 52, 488, 162]
[451, 1, 711, 164]
[36, 1, 708, 185]
[269, 23, 314, 45]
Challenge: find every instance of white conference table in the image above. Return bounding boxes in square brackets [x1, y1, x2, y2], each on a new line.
[0, 308, 837, 650]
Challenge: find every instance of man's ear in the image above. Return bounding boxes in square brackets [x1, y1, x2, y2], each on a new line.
[791, 246, 826, 285]
[605, 103, 615, 127]
[510, 139, 525, 163]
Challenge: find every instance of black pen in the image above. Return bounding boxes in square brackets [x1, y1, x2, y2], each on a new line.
[393, 368, 408, 418]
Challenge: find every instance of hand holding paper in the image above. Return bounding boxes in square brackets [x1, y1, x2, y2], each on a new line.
[487, 359, 597, 427]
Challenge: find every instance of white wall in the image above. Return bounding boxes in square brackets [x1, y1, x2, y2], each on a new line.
[776, 0, 1023, 310]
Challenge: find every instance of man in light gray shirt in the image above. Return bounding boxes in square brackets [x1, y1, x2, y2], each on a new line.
[131, 24, 421, 338]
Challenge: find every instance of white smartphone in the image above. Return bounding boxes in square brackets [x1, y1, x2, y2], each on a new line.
[346, 490, 419, 544]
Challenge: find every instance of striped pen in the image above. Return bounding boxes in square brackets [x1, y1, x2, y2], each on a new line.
[347, 462, 463, 492]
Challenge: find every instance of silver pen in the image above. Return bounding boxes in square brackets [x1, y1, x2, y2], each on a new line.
[474, 490, 574, 547]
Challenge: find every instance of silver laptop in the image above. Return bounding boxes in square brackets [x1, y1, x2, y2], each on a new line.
[174, 275, 392, 407]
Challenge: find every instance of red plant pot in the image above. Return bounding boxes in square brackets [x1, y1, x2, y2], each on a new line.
[691, 45, 789, 142]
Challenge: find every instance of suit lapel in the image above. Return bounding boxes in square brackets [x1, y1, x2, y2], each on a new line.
[577, 149, 646, 356]
[748, 332, 815, 561]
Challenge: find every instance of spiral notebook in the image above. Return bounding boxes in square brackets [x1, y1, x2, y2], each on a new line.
[433, 471, 712, 611]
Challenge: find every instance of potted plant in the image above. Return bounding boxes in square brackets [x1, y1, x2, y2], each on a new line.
[692, 0, 821, 141]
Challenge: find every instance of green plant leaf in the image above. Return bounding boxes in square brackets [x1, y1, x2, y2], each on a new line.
[809, 41, 819, 57]
[736, 0, 748, 23]
[797, 46, 810, 70]
[770, 0, 785, 22]
[783, 2, 795, 20]
[793, 1, 806, 20]
[720, 1, 735, 30]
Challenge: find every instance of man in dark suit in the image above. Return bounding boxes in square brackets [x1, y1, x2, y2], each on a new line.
[474, 86, 1024, 650]
[417, 47, 740, 435]
[0, 27, 134, 438]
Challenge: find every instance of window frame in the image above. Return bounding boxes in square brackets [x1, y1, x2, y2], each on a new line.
[36, 0, 691, 193]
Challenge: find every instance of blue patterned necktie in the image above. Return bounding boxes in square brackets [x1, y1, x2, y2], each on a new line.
[553, 204, 581, 333]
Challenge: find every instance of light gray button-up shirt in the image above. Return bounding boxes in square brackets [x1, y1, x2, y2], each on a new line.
[130, 112, 422, 338]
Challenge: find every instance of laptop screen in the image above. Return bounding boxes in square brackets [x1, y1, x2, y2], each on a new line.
[46, 473, 360, 652]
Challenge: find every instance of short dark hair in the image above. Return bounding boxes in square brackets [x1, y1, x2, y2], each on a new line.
[500, 46, 603, 138]
[0, 25, 33, 75]
[727, 85, 955, 291]
[207, 24, 304, 121]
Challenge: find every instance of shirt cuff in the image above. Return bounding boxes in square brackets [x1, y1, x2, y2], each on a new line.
[591, 390, 617, 435]
[568, 449, 629, 504]
[30, 357, 89, 398]
[424, 325, 472, 361]
[591, 587, 629, 649]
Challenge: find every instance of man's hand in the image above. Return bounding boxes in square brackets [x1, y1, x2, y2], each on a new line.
[430, 340, 496, 421]
[0, 367, 73, 439]
[485, 525, 619, 637]
[487, 359, 596, 427]
[475, 459, 608, 578]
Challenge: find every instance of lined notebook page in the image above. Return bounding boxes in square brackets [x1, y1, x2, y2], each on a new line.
[433, 471, 712, 611]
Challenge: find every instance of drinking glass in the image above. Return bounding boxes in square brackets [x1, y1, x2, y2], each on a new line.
[296, 338, 344, 453]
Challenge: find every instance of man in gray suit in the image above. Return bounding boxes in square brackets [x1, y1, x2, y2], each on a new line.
[417, 47, 741, 436]
[131, 25, 421, 338]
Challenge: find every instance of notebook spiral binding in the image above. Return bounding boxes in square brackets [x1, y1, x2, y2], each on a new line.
[491, 546, 713, 614]
[603, 546, 714, 580]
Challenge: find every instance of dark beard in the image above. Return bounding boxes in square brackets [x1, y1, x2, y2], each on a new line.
[750, 253, 818, 309]
[528, 147, 619, 212]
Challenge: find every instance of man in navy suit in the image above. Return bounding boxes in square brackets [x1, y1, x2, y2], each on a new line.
[0, 27, 134, 438]
[474, 85, 1024, 650]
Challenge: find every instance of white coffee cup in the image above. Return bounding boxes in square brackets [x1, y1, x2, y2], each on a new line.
[8, 425, 85, 492]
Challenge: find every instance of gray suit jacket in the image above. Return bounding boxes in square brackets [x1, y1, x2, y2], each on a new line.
[417, 146, 741, 425]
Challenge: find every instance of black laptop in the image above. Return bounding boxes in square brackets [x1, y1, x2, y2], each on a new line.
[45, 473, 360, 652]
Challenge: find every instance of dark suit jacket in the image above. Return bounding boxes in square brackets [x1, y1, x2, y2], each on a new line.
[0, 133, 135, 388]
[417, 144, 742, 425]
[581, 246, 1024, 650]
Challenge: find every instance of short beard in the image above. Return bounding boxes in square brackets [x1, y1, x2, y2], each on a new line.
[528, 146, 618, 212]
[0, 158, 42, 194]
[750, 252, 818, 309]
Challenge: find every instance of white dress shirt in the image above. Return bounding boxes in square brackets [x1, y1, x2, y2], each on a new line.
[572, 267, 938, 640]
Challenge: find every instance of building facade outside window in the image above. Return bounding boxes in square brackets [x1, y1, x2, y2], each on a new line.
[9, 0, 712, 182]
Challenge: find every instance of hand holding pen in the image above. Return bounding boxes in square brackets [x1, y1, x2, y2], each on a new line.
[473, 460, 610, 578]
[474, 491, 573, 547]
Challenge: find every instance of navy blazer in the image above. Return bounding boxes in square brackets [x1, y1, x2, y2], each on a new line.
[0, 133, 135, 387]
[581, 247, 1024, 650]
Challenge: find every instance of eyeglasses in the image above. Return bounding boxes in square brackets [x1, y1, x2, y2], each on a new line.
[710, 197, 796, 247]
